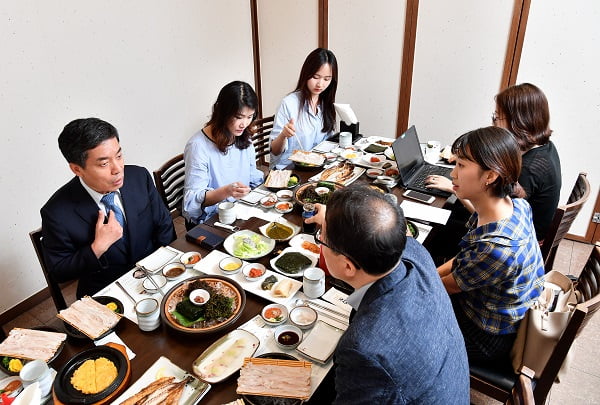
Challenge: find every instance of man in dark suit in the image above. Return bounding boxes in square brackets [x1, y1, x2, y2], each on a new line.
[307, 186, 469, 404]
[41, 118, 175, 298]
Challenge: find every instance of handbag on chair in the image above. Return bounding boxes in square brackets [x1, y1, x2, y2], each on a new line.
[510, 270, 577, 380]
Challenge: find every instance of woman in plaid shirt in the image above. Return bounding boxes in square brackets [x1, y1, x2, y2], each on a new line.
[437, 126, 545, 362]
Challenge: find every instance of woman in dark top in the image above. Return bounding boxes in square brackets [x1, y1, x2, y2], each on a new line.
[427, 83, 561, 243]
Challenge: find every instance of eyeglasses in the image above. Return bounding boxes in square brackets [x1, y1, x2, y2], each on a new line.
[315, 229, 361, 269]
[492, 111, 504, 123]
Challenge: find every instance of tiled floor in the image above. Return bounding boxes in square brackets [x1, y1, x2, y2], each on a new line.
[2, 239, 598, 403]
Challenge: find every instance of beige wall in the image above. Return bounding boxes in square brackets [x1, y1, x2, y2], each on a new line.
[518, 1, 600, 238]
[0, 0, 255, 312]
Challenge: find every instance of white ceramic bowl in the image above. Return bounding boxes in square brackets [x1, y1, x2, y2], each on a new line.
[274, 324, 303, 350]
[219, 256, 243, 275]
[259, 195, 277, 209]
[162, 262, 186, 281]
[180, 251, 202, 268]
[189, 289, 210, 306]
[274, 201, 294, 214]
[260, 303, 288, 326]
[289, 306, 318, 330]
[142, 274, 167, 293]
[276, 190, 294, 201]
[366, 168, 383, 179]
[242, 263, 266, 282]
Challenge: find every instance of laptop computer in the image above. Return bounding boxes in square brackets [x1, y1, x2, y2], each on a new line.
[391, 125, 452, 198]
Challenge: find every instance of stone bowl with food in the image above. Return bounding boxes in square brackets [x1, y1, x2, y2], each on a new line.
[242, 263, 266, 282]
[406, 220, 420, 239]
[289, 150, 327, 171]
[92, 296, 124, 314]
[160, 275, 246, 335]
[293, 181, 344, 207]
[162, 262, 186, 281]
[180, 251, 202, 268]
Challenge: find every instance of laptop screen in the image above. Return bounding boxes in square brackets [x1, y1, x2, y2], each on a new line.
[391, 125, 424, 186]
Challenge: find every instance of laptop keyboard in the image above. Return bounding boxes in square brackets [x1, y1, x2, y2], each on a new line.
[410, 166, 452, 197]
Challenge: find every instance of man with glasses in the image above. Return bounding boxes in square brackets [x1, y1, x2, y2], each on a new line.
[307, 186, 469, 404]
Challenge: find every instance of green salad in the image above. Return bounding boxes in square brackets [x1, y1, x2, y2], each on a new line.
[233, 234, 271, 258]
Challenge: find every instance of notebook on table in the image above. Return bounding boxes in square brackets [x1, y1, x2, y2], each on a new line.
[391, 125, 452, 198]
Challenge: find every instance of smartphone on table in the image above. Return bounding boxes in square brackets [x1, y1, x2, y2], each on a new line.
[402, 190, 435, 204]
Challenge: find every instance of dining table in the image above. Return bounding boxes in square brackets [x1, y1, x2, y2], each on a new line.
[42, 148, 452, 405]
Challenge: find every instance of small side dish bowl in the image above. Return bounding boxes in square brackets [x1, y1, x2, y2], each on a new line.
[259, 195, 277, 209]
[180, 251, 202, 267]
[366, 168, 383, 179]
[289, 306, 318, 330]
[189, 289, 210, 306]
[276, 189, 294, 201]
[261, 303, 288, 326]
[162, 262, 187, 281]
[376, 175, 396, 187]
[274, 201, 294, 214]
[274, 324, 303, 350]
[340, 149, 363, 160]
[219, 256, 243, 275]
[142, 274, 167, 293]
[242, 263, 266, 282]
[314, 186, 330, 196]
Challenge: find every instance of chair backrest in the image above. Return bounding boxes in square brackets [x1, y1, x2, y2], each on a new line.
[574, 245, 600, 333]
[29, 228, 68, 311]
[251, 115, 274, 169]
[153, 153, 185, 219]
[541, 172, 591, 271]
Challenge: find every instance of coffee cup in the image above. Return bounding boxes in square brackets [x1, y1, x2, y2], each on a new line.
[338, 132, 352, 148]
[135, 298, 160, 332]
[20, 359, 53, 397]
[303, 267, 325, 298]
[218, 201, 236, 225]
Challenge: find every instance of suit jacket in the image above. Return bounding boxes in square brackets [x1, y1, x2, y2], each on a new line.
[41, 165, 176, 298]
[333, 238, 470, 404]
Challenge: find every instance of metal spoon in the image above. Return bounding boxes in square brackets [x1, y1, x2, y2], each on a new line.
[214, 221, 240, 232]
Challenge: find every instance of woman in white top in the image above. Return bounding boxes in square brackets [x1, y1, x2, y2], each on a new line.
[270, 48, 338, 169]
[183, 81, 264, 228]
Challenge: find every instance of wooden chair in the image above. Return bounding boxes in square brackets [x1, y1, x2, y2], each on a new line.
[541, 172, 591, 272]
[470, 245, 600, 404]
[29, 228, 68, 312]
[251, 115, 274, 171]
[153, 153, 185, 219]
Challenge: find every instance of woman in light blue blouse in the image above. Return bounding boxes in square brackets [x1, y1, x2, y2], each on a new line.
[270, 48, 338, 169]
[183, 81, 264, 228]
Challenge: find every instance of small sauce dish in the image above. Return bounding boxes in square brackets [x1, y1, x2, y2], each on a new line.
[289, 306, 318, 330]
[162, 262, 186, 281]
[261, 303, 288, 325]
[260, 195, 277, 209]
[219, 256, 243, 275]
[274, 201, 293, 214]
[276, 190, 294, 201]
[242, 263, 266, 282]
[180, 251, 202, 267]
[366, 168, 383, 179]
[376, 175, 396, 187]
[274, 324, 303, 350]
[189, 289, 210, 306]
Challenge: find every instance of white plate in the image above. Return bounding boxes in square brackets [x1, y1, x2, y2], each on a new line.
[0, 376, 23, 397]
[136, 246, 180, 273]
[223, 230, 276, 260]
[112, 356, 210, 404]
[270, 247, 318, 278]
[310, 165, 366, 186]
[360, 153, 386, 168]
[192, 329, 260, 384]
[296, 320, 345, 364]
[194, 250, 303, 304]
[384, 147, 395, 161]
[288, 234, 320, 256]
[259, 219, 301, 242]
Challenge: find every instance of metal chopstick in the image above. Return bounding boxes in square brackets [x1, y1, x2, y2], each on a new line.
[139, 266, 165, 296]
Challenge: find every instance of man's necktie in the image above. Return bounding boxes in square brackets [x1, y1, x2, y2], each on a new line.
[101, 192, 127, 241]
